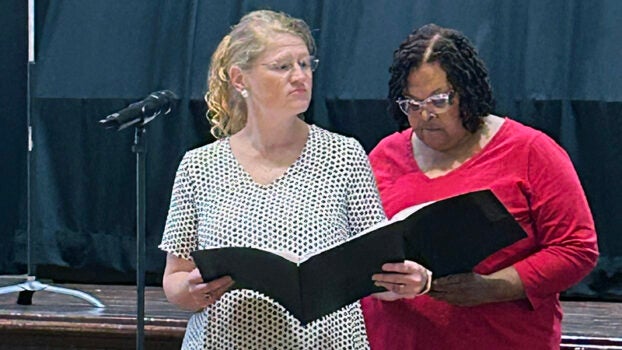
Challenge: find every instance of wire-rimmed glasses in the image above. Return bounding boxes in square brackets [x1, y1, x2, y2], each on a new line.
[261, 55, 319, 75]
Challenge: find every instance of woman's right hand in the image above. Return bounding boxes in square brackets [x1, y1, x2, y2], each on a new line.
[163, 253, 235, 311]
[186, 269, 234, 309]
[371, 260, 431, 301]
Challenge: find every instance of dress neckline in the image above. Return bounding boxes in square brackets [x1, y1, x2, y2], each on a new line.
[227, 124, 314, 189]
[407, 117, 509, 181]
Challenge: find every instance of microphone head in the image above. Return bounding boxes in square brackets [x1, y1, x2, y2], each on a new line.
[98, 112, 122, 129]
[155, 90, 178, 100]
[146, 90, 178, 115]
[98, 90, 179, 131]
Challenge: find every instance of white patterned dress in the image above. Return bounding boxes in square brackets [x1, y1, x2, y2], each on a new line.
[159, 124, 385, 349]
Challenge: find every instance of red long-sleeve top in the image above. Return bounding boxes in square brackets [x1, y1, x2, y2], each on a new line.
[362, 118, 598, 350]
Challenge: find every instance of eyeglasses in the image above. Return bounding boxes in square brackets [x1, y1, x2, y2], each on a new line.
[260, 56, 319, 75]
[396, 90, 455, 116]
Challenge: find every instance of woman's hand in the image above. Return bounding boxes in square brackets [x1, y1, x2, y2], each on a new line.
[428, 272, 491, 306]
[371, 260, 431, 301]
[428, 267, 525, 306]
[162, 253, 234, 311]
[186, 269, 234, 309]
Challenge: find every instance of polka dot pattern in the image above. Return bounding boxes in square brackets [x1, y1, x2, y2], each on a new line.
[160, 125, 385, 349]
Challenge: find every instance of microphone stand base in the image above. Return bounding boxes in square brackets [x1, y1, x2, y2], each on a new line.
[0, 276, 105, 308]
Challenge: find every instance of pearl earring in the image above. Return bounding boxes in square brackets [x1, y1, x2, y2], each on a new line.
[240, 89, 249, 98]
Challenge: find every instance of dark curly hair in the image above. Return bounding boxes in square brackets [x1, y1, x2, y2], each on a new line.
[388, 24, 494, 132]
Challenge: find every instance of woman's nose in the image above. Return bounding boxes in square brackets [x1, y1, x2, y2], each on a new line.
[420, 109, 437, 121]
[289, 64, 310, 81]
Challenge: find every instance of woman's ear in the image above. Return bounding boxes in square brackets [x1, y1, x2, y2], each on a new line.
[229, 65, 246, 92]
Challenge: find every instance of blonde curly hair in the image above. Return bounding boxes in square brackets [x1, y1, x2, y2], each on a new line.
[205, 10, 316, 139]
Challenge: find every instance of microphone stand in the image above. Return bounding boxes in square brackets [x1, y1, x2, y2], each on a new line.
[0, 0, 105, 309]
[99, 92, 176, 350]
[133, 125, 147, 350]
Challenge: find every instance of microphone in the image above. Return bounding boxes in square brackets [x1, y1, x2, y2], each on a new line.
[98, 90, 178, 131]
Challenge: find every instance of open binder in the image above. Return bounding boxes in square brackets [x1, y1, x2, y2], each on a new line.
[190, 189, 527, 325]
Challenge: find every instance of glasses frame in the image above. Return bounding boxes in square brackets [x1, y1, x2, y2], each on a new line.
[260, 55, 320, 75]
[396, 90, 455, 116]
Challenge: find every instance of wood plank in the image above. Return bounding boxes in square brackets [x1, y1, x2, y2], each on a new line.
[560, 300, 622, 349]
[1, 282, 621, 349]
[0, 283, 189, 350]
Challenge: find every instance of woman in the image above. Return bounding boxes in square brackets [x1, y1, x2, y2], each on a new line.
[362, 24, 599, 349]
[159, 10, 429, 349]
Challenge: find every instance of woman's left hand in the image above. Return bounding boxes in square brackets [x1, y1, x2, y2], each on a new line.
[428, 267, 525, 306]
[371, 260, 431, 301]
[428, 272, 492, 306]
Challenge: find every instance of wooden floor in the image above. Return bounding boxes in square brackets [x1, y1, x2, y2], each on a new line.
[0, 281, 620, 349]
[0, 281, 191, 350]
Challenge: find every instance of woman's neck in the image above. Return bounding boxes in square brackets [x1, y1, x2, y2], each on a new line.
[229, 115, 309, 186]
[236, 115, 308, 154]
[413, 115, 503, 177]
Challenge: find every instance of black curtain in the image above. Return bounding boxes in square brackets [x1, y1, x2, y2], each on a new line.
[2, 0, 621, 300]
[0, 0, 28, 277]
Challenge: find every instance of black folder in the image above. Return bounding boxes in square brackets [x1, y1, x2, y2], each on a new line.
[190, 189, 527, 325]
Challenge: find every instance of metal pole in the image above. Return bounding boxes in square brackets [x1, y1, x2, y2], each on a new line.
[0, 0, 104, 309]
[27, 0, 34, 277]
[133, 127, 147, 350]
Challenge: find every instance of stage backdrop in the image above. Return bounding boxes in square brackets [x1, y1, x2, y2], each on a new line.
[1, 0, 621, 300]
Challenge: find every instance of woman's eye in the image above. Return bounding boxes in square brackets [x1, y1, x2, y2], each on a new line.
[409, 101, 422, 110]
[431, 98, 448, 107]
[277, 63, 292, 71]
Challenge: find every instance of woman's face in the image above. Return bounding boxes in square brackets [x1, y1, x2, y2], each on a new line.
[404, 61, 471, 152]
[242, 33, 313, 119]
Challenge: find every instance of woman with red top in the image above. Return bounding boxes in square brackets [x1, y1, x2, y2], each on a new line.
[362, 23, 599, 349]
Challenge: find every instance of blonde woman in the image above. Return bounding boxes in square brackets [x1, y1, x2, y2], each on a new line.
[159, 10, 430, 349]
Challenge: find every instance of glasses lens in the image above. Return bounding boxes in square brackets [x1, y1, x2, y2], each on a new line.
[428, 93, 453, 113]
[429, 96, 449, 108]
[409, 101, 422, 112]
[266, 61, 293, 73]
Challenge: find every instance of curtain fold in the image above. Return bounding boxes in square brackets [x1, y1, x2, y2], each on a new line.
[2, 0, 620, 298]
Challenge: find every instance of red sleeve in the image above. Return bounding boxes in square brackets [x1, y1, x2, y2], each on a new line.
[513, 134, 599, 308]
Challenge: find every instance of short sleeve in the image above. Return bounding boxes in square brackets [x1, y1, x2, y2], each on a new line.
[159, 152, 199, 260]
